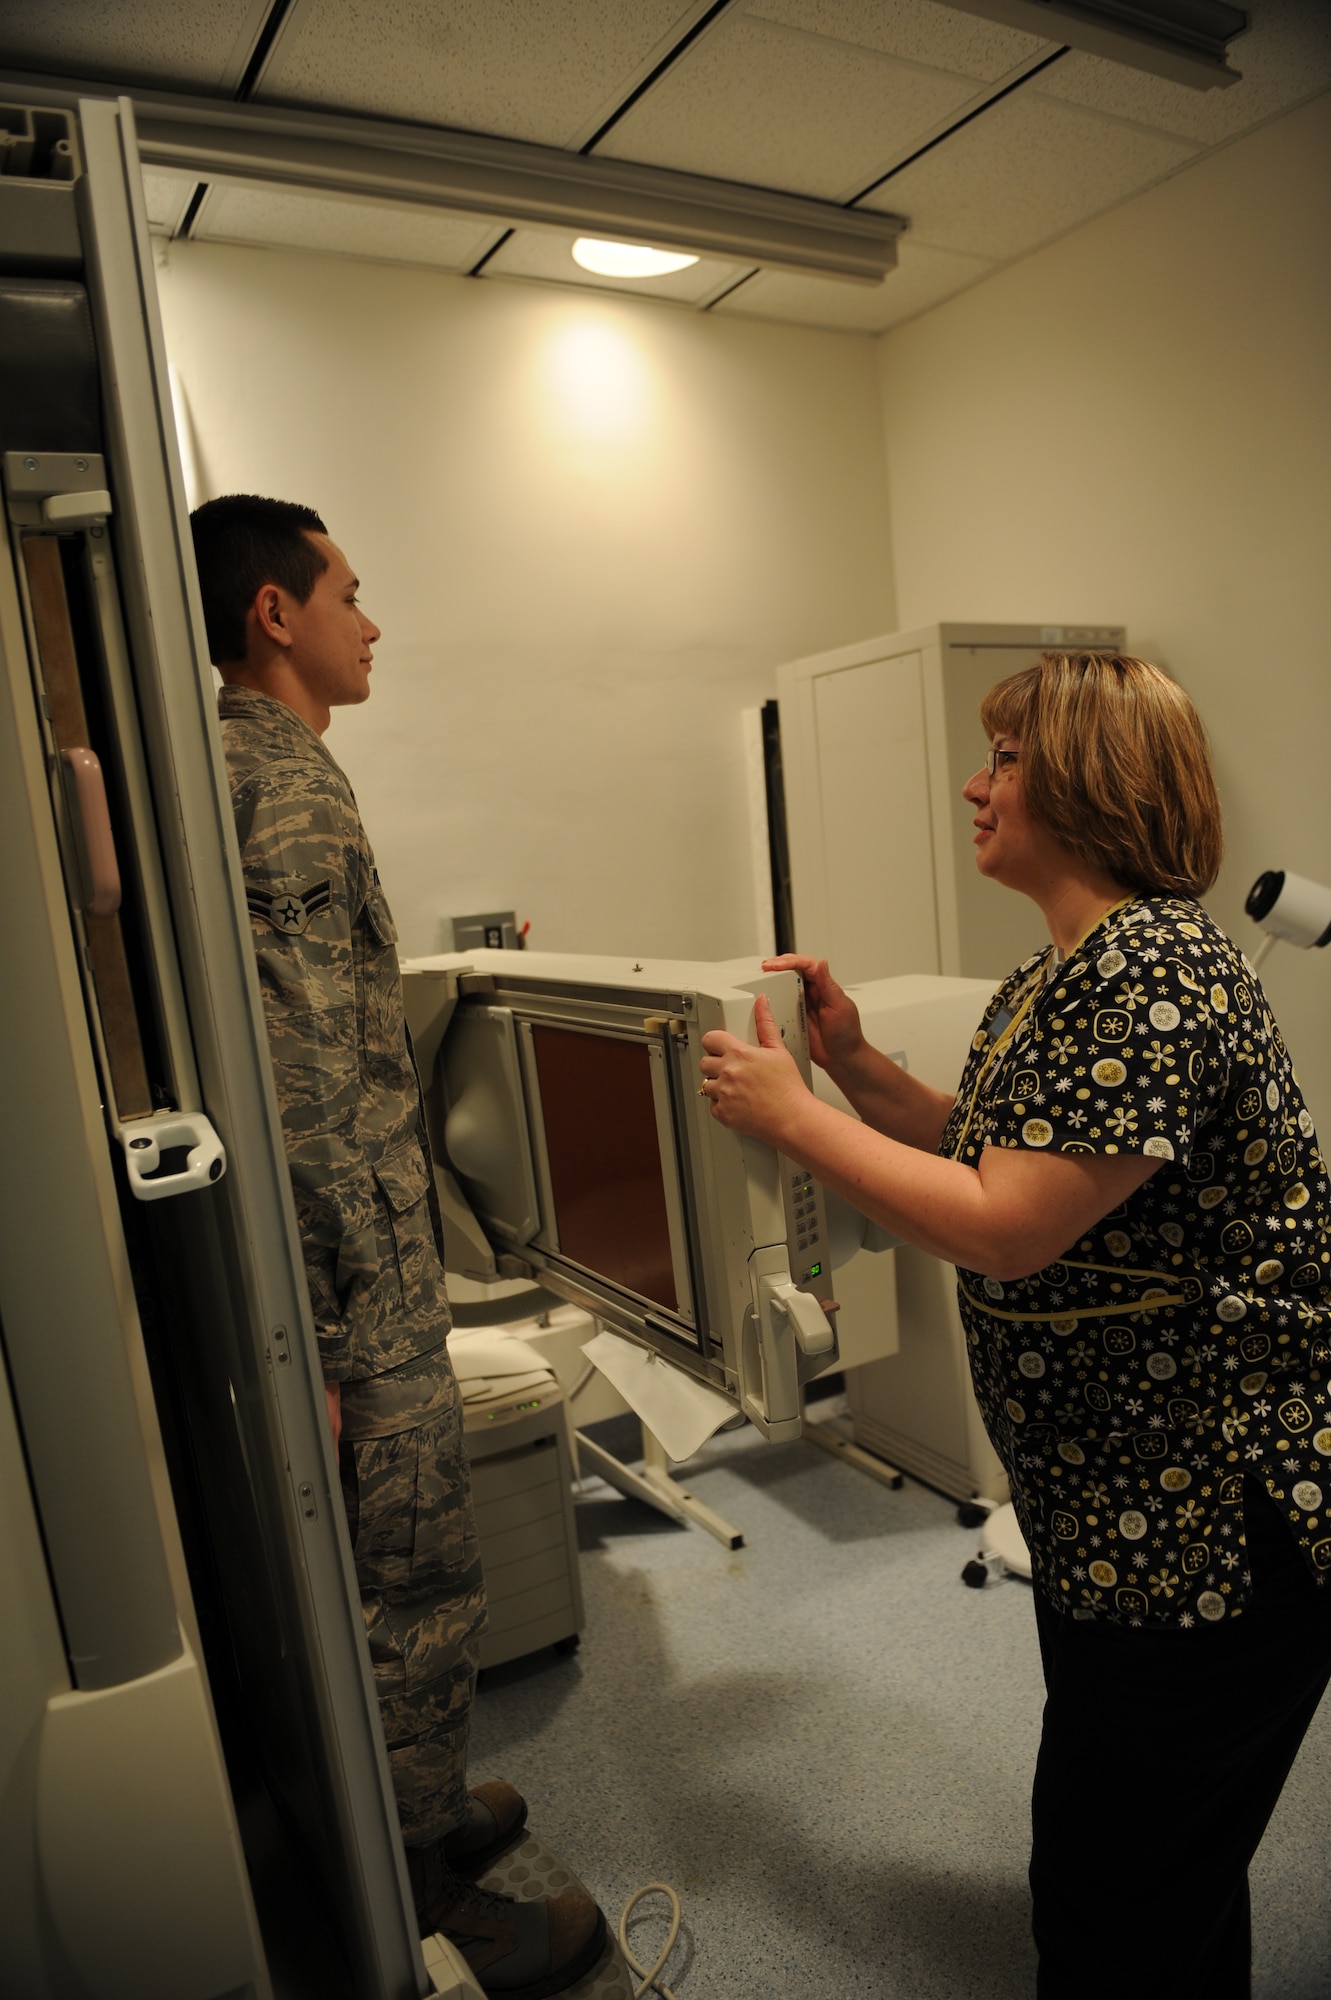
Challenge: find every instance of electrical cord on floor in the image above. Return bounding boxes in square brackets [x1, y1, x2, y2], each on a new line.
[618, 1881, 683, 1999]
[566, 1366, 687, 1991]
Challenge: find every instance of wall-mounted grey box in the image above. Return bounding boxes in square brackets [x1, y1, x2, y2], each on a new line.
[441, 910, 520, 952]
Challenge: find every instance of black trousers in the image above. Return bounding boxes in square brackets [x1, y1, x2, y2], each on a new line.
[1030, 1483, 1331, 2000]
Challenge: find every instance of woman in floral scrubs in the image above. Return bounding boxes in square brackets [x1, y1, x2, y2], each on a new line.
[700, 652, 1331, 1999]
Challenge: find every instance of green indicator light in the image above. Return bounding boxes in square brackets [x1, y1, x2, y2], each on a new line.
[809, 1262, 822, 1277]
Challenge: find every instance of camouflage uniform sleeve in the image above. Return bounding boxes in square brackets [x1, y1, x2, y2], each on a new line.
[231, 759, 375, 1381]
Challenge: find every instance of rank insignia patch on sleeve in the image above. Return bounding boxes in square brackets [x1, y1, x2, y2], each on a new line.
[246, 880, 332, 936]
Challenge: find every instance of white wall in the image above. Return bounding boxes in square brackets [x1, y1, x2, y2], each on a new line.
[154, 242, 895, 962]
[877, 91, 1331, 1126]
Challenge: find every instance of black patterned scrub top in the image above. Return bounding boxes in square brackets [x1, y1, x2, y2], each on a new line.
[940, 895, 1331, 1627]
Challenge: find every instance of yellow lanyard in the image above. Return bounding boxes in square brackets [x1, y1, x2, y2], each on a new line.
[948, 897, 1137, 1163]
[948, 966, 1048, 1161]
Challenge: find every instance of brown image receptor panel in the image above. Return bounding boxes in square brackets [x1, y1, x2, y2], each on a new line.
[530, 1024, 677, 1314]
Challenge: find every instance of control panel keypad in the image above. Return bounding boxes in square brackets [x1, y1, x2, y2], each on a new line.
[788, 1165, 823, 1278]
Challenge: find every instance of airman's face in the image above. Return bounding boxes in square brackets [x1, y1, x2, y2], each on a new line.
[285, 533, 380, 710]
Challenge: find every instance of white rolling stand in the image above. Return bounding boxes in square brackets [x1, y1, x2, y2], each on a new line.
[961, 1500, 1033, 1589]
[448, 1330, 585, 1669]
[840, 1250, 1034, 1588]
[845, 1242, 1010, 1508]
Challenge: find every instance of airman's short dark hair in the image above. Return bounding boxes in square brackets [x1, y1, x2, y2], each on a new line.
[190, 493, 328, 664]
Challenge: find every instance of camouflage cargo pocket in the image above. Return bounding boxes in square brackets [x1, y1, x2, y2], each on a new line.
[371, 1140, 440, 1312]
[339, 1367, 481, 1695]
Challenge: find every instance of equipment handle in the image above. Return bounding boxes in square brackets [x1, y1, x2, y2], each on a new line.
[770, 1277, 835, 1358]
[60, 746, 121, 916]
[118, 1110, 226, 1202]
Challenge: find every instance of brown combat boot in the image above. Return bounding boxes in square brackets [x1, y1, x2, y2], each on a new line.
[408, 1844, 606, 2000]
[440, 1780, 528, 1874]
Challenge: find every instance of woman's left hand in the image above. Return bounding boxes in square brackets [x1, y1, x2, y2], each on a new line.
[700, 993, 811, 1145]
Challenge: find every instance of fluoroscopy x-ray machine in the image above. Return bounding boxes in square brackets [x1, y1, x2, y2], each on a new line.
[401, 951, 994, 1550]
[404, 952, 844, 1551]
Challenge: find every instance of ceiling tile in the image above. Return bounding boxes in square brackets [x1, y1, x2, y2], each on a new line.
[859, 90, 1199, 261]
[595, 12, 990, 199]
[256, 0, 712, 149]
[712, 236, 995, 331]
[484, 228, 742, 303]
[141, 170, 197, 234]
[191, 183, 503, 270]
[1033, 0, 1331, 147]
[0, 0, 270, 91]
[745, 0, 1050, 82]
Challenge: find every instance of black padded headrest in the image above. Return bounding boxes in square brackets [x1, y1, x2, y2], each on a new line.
[0, 279, 101, 454]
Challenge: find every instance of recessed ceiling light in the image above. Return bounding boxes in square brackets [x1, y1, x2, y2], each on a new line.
[572, 238, 699, 279]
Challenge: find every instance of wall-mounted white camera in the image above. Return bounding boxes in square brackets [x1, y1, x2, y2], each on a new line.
[1245, 870, 1331, 968]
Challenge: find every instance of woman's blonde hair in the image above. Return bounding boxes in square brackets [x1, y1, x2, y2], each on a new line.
[979, 653, 1222, 897]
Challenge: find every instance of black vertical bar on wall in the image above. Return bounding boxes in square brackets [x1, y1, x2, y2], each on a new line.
[761, 699, 795, 956]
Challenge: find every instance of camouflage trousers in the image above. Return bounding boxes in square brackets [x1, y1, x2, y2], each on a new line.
[338, 1340, 487, 1846]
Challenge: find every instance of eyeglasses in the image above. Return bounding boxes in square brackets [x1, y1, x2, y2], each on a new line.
[985, 747, 1019, 778]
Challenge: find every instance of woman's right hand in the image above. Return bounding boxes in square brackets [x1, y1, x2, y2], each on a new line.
[761, 955, 865, 1071]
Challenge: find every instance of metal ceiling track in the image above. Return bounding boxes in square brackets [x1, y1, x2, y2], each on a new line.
[86, 85, 907, 285]
[938, 0, 1249, 90]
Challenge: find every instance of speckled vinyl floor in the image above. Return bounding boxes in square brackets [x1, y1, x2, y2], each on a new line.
[468, 1411, 1331, 2000]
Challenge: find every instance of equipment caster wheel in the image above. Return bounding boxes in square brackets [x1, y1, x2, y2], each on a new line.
[552, 1633, 581, 1655]
[961, 1559, 990, 1589]
[956, 1502, 990, 1530]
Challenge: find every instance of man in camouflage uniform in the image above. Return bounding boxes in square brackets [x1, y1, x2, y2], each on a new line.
[191, 495, 603, 1998]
